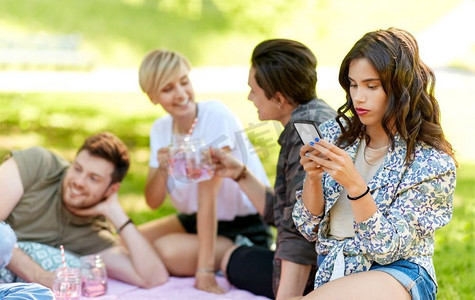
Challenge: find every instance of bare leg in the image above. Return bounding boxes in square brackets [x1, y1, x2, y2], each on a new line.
[275, 260, 312, 300]
[137, 214, 186, 243]
[301, 270, 410, 300]
[154, 233, 234, 276]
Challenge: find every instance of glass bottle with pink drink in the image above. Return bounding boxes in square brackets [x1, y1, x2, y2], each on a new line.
[80, 254, 108, 297]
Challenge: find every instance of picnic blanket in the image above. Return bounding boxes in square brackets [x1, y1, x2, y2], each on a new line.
[82, 276, 271, 300]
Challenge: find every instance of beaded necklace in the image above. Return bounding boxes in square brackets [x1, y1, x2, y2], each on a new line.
[177, 103, 198, 141]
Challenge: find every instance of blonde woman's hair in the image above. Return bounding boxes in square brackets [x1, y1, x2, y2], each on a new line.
[138, 49, 191, 97]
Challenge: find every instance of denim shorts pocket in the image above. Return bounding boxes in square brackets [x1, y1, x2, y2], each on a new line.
[370, 260, 436, 300]
[410, 264, 436, 300]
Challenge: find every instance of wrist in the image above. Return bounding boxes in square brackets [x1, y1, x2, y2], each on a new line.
[34, 268, 55, 289]
[309, 172, 324, 181]
[233, 165, 247, 182]
[158, 163, 168, 172]
[116, 218, 134, 234]
[196, 267, 215, 274]
[347, 186, 370, 201]
[106, 207, 129, 229]
[345, 178, 367, 196]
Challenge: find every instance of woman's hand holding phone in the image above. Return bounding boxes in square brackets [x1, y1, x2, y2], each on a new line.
[306, 138, 365, 191]
[294, 120, 358, 185]
[300, 143, 325, 180]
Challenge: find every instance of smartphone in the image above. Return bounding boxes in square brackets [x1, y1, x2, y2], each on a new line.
[293, 120, 322, 145]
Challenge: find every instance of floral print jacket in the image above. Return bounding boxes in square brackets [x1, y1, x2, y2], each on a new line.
[292, 120, 456, 288]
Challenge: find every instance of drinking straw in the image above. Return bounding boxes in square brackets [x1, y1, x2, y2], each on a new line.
[60, 245, 67, 269]
[58, 245, 73, 296]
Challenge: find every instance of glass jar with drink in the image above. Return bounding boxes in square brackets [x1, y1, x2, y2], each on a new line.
[168, 136, 214, 183]
[80, 254, 108, 297]
[52, 267, 82, 300]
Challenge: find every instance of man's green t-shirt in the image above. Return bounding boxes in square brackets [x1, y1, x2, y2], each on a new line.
[6, 147, 117, 255]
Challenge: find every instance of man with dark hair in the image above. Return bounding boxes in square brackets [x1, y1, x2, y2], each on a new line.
[251, 38, 319, 105]
[212, 39, 336, 299]
[0, 132, 169, 289]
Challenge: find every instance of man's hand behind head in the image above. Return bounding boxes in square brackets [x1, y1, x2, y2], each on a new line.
[66, 189, 120, 218]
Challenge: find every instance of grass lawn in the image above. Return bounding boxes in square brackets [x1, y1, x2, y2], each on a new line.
[1, 91, 473, 299]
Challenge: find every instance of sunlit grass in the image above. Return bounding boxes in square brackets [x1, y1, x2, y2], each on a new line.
[434, 164, 474, 300]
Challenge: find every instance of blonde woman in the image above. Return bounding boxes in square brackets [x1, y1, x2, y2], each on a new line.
[138, 50, 272, 294]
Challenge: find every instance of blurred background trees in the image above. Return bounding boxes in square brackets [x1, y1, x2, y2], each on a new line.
[0, 0, 466, 68]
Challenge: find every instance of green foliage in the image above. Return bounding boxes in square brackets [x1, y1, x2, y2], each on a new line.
[0, 93, 473, 298]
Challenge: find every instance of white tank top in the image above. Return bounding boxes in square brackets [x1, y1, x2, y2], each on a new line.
[329, 139, 388, 239]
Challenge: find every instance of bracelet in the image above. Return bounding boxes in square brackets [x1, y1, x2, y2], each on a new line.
[347, 186, 370, 201]
[196, 268, 214, 273]
[116, 218, 134, 234]
[233, 165, 247, 182]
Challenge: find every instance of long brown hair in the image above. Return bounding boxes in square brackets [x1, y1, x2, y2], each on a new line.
[336, 28, 455, 164]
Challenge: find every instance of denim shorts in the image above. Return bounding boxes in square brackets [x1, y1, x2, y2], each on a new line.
[317, 255, 436, 300]
[370, 260, 436, 300]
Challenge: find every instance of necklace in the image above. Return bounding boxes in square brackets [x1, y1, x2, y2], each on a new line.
[174, 103, 198, 140]
[187, 115, 198, 136]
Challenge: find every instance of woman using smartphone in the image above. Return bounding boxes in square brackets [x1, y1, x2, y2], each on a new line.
[293, 28, 456, 299]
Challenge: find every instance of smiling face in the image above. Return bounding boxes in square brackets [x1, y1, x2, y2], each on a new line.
[348, 58, 388, 135]
[62, 150, 116, 210]
[147, 65, 196, 119]
[247, 67, 288, 123]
